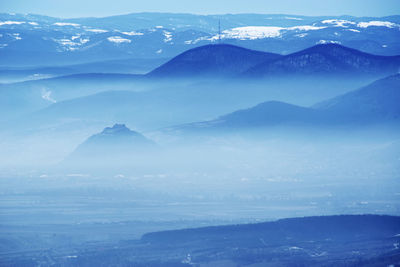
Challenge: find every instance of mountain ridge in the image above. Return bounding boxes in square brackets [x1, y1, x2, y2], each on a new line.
[167, 74, 400, 132]
[244, 43, 400, 77]
[1, 13, 399, 66]
[148, 44, 282, 78]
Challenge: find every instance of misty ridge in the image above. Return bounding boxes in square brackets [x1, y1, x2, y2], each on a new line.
[0, 11, 400, 267]
[1, 42, 399, 170]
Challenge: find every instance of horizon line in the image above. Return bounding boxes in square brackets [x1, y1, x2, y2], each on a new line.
[2, 11, 400, 20]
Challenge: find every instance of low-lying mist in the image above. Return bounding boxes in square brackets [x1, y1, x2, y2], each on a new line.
[1, 125, 399, 226]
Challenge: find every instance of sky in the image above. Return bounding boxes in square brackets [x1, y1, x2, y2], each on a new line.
[0, 0, 399, 18]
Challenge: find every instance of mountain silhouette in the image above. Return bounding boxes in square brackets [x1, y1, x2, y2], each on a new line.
[171, 74, 400, 132]
[314, 74, 400, 121]
[148, 44, 282, 78]
[66, 124, 156, 165]
[244, 44, 400, 77]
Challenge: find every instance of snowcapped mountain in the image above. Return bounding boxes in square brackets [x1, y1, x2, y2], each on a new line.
[0, 13, 399, 66]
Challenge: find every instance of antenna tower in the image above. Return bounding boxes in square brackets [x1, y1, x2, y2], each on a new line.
[218, 19, 221, 44]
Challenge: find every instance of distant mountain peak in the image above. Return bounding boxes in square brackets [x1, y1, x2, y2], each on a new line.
[90, 123, 153, 143]
[64, 123, 156, 167]
[100, 123, 133, 135]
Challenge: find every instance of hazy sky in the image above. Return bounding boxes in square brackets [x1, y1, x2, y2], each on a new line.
[0, 0, 399, 18]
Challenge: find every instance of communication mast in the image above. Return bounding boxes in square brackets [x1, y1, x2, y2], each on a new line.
[218, 19, 221, 44]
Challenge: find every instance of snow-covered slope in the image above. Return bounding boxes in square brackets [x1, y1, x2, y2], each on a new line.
[0, 13, 399, 66]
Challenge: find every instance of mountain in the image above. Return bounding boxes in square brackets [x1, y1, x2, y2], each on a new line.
[0, 73, 147, 121]
[169, 74, 400, 132]
[175, 101, 322, 132]
[0, 57, 169, 83]
[66, 124, 156, 165]
[143, 214, 400, 245]
[12, 215, 400, 266]
[314, 74, 400, 120]
[1, 13, 399, 66]
[148, 44, 281, 78]
[150, 43, 400, 79]
[245, 44, 400, 77]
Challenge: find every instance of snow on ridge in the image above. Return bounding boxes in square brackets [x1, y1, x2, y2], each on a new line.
[121, 31, 144, 36]
[28, 22, 39, 26]
[223, 26, 284, 39]
[347, 29, 360, 33]
[322, 19, 355, 27]
[11, 33, 22, 40]
[295, 33, 308, 38]
[220, 25, 325, 40]
[85, 28, 108, 33]
[53, 22, 80, 27]
[41, 88, 56, 103]
[163, 30, 173, 42]
[288, 25, 326, 31]
[357, 21, 399, 28]
[284, 16, 303, 20]
[54, 37, 90, 51]
[0, 21, 25, 26]
[107, 36, 131, 43]
[317, 40, 341, 44]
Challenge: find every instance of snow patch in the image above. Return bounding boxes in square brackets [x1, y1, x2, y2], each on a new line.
[41, 88, 56, 103]
[10, 33, 22, 40]
[295, 33, 308, 38]
[222, 26, 284, 39]
[85, 28, 108, 33]
[107, 36, 131, 43]
[67, 174, 89, 177]
[322, 19, 355, 27]
[284, 16, 303, 20]
[288, 25, 326, 31]
[347, 29, 360, 33]
[122, 31, 144, 36]
[163, 30, 173, 42]
[28, 22, 39, 26]
[54, 37, 90, 51]
[0, 21, 25, 26]
[317, 40, 341, 44]
[156, 49, 163, 54]
[53, 22, 80, 27]
[220, 25, 325, 40]
[80, 38, 89, 44]
[357, 21, 399, 28]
